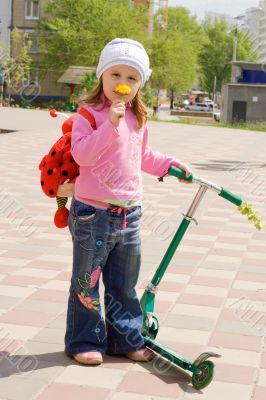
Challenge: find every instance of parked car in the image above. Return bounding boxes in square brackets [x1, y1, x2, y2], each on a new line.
[184, 103, 213, 112]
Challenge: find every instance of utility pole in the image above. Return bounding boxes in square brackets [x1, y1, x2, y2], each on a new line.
[232, 27, 238, 62]
[231, 27, 238, 82]
[212, 75, 217, 119]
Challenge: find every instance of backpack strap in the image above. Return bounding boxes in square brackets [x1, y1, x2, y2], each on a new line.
[78, 107, 97, 130]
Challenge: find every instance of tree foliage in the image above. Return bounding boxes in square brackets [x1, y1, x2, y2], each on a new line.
[199, 19, 258, 95]
[147, 7, 202, 94]
[38, 1, 259, 102]
[79, 71, 97, 93]
[39, 0, 149, 70]
[39, 1, 202, 100]
[0, 29, 32, 105]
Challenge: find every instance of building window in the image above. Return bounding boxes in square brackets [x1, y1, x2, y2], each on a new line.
[25, 0, 39, 20]
[28, 32, 39, 53]
[24, 30, 39, 53]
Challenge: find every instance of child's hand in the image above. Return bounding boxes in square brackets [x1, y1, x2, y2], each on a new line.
[57, 182, 75, 197]
[177, 162, 192, 184]
[109, 99, 125, 127]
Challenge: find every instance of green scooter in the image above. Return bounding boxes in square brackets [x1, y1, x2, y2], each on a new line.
[140, 166, 261, 390]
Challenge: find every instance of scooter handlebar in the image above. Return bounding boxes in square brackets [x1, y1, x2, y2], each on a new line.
[168, 166, 194, 183]
[168, 166, 243, 206]
[218, 188, 242, 206]
[167, 167, 263, 230]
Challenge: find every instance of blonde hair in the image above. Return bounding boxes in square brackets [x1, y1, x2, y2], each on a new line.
[78, 78, 148, 129]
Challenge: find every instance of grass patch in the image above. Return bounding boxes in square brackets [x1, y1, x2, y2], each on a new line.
[148, 116, 266, 132]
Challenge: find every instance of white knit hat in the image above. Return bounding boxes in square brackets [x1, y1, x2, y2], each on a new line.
[96, 38, 152, 88]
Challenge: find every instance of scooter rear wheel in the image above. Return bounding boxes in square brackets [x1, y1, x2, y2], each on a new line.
[191, 360, 214, 390]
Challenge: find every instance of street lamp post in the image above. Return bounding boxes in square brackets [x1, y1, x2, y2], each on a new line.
[213, 75, 217, 119]
[232, 27, 238, 62]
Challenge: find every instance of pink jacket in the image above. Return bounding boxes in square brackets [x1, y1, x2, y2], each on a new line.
[71, 100, 180, 202]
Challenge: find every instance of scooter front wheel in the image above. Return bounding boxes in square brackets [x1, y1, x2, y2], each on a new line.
[191, 360, 214, 390]
[145, 315, 159, 339]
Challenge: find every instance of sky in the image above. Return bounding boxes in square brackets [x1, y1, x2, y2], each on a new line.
[168, 0, 259, 19]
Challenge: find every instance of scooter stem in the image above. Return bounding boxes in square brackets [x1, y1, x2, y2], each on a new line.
[140, 185, 207, 312]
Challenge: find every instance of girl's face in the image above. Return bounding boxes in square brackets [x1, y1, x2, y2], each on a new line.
[102, 64, 141, 103]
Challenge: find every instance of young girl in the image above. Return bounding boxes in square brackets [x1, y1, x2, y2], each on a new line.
[64, 38, 191, 365]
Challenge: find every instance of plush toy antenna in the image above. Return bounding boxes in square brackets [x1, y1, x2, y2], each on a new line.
[50, 109, 69, 119]
[54, 196, 69, 229]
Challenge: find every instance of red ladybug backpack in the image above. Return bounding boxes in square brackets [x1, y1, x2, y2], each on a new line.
[38, 107, 96, 229]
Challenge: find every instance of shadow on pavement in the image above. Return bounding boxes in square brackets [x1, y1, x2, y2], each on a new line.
[0, 350, 202, 394]
[192, 159, 266, 171]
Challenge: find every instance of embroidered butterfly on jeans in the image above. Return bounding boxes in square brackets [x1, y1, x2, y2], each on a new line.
[77, 266, 101, 311]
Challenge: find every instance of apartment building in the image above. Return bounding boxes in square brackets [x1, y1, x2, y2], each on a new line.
[257, 0, 266, 61]
[0, 0, 12, 50]
[12, 0, 41, 56]
[204, 2, 266, 62]
[233, 1, 266, 62]
[4, 0, 69, 102]
[245, 7, 261, 44]
[4, 0, 167, 103]
[205, 12, 235, 26]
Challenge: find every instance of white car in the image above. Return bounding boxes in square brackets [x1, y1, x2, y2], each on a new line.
[184, 103, 213, 112]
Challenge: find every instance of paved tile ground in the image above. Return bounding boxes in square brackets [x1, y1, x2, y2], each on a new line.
[0, 106, 266, 399]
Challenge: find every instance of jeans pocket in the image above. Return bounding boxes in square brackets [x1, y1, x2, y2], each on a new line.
[76, 212, 97, 224]
[72, 203, 99, 245]
[74, 202, 98, 225]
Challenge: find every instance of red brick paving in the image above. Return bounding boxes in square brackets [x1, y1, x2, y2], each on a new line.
[1, 107, 266, 399]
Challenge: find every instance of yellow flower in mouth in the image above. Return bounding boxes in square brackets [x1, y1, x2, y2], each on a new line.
[114, 84, 132, 95]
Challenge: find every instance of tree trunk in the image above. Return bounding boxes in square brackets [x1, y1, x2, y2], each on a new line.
[170, 89, 174, 109]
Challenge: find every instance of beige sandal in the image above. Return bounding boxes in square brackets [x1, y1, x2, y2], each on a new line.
[74, 351, 103, 365]
[125, 347, 155, 362]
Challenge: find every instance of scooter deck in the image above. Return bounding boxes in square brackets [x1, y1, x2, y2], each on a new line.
[144, 336, 200, 375]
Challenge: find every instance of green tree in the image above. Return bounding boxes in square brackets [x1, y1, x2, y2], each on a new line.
[0, 29, 32, 105]
[70, 71, 97, 105]
[146, 7, 203, 108]
[39, 0, 148, 71]
[199, 20, 258, 96]
[79, 71, 97, 93]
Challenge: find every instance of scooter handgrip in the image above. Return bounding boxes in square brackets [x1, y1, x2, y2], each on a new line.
[168, 166, 193, 183]
[219, 188, 242, 206]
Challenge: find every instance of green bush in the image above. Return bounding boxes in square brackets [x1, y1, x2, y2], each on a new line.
[39, 99, 70, 111]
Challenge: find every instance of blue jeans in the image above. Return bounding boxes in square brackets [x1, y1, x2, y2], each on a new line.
[65, 197, 145, 356]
